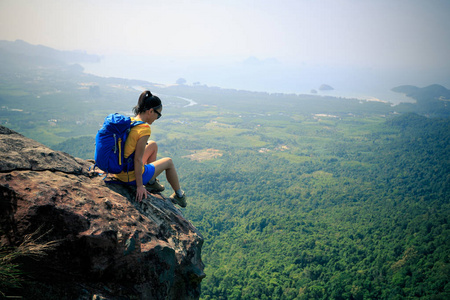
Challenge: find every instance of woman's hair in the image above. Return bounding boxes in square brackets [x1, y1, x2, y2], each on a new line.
[133, 90, 162, 115]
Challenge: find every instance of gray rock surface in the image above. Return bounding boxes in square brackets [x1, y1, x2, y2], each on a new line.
[0, 126, 205, 299]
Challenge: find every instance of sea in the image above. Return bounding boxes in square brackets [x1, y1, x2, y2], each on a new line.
[80, 54, 437, 105]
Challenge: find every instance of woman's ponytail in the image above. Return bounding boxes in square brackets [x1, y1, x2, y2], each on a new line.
[133, 90, 161, 115]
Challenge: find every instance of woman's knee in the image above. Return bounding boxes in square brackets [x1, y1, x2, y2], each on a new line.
[146, 140, 158, 152]
[161, 157, 174, 168]
[153, 157, 173, 171]
[144, 141, 158, 163]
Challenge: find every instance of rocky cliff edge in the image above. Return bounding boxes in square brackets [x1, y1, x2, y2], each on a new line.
[0, 125, 205, 299]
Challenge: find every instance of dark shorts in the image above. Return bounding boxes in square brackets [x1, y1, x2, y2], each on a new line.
[123, 164, 156, 186]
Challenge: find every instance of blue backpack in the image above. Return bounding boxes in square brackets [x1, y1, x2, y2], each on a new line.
[94, 113, 144, 174]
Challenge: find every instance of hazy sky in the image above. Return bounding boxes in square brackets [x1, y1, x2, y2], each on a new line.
[1, 0, 449, 68]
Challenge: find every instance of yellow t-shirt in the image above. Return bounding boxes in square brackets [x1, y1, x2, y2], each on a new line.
[114, 118, 151, 182]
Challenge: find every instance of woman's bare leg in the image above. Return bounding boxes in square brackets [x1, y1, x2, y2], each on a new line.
[151, 157, 180, 191]
[143, 140, 158, 164]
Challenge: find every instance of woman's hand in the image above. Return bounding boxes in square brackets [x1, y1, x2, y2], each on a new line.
[136, 185, 149, 202]
[134, 135, 150, 202]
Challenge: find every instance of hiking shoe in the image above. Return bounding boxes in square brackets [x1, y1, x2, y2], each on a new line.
[170, 192, 187, 208]
[146, 179, 165, 192]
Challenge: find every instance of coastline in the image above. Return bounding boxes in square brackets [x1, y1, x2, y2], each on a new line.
[81, 57, 417, 106]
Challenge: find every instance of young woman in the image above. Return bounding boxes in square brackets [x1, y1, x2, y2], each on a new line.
[114, 90, 186, 207]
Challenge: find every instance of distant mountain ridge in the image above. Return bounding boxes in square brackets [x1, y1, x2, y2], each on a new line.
[0, 39, 101, 64]
[392, 84, 450, 116]
[392, 84, 450, 100]
[1, 39, 449, 117]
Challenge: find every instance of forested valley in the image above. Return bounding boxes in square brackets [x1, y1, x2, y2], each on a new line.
[177, 112, 449, 299]
[1, 41, 449, 299]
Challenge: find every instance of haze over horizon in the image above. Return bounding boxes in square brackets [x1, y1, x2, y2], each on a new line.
[1, 0, 449, 102]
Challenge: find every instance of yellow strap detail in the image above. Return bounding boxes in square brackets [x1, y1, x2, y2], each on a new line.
[118, 138, 122, 165]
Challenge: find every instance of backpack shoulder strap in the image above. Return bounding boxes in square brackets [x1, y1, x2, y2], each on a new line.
[130, 120, 145, 128]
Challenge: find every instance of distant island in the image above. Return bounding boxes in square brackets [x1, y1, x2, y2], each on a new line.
[319, 84, 334, 91]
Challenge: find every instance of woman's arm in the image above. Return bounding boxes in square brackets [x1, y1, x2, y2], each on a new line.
[134, 135, 150, 202]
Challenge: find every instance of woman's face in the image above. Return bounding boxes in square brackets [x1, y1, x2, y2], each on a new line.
[147, 107, 162, 124]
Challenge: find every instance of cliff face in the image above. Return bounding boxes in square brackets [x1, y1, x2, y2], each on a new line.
[0, 126, 205, 299]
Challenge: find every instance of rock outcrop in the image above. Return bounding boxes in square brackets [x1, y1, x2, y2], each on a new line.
[0, 126, 205, 299]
